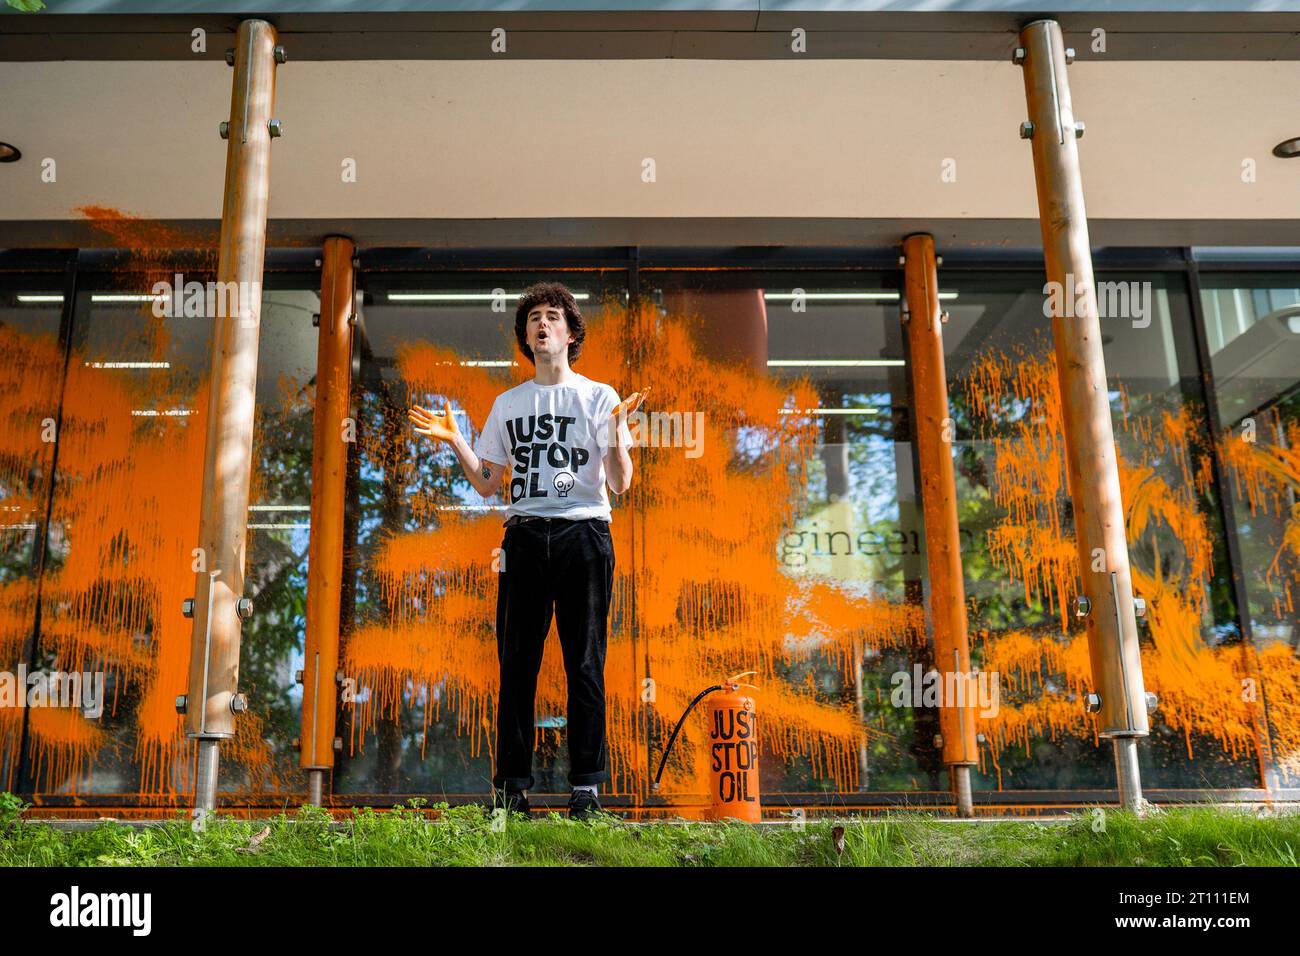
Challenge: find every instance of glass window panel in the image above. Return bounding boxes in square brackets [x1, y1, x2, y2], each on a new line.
[945, 271, 1256, 792]
[1198, 271, 1300, 788]
[334, 270, 630, 799]
[238, 282, 321, 802]
[641, 271, 934, 798]
[0, 278, 66, 792]
[18, 271, 317, 805]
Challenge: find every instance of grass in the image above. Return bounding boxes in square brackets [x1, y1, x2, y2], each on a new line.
[1, 793, 1297, 867]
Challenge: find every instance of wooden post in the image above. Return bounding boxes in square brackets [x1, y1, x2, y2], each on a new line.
[902, 234, 978, 817]
[182, 19, 282, 819]
[300, 236, 356, 803]
[1016, 19, 1149, 809]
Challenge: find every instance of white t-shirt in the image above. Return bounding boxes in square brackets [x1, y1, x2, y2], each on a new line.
[474, 373, 633, 521]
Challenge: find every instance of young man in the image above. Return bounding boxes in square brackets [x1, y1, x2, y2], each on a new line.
[409, 281, 644, 820]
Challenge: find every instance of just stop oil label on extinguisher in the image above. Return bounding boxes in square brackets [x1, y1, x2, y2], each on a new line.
[709, 677, 760, 822]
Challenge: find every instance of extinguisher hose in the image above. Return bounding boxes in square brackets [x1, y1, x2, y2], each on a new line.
[652, 683, 724, 790]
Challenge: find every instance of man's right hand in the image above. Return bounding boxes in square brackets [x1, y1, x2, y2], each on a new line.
[409, 401, 462, 444]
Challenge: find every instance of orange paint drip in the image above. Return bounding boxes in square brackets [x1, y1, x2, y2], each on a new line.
[963, 343, 1297, 777]
[0, 320, 65, 789]
[2, 281, 286, 796]
[22, 705, 106, 793]
[1220, 416, 1300, 619]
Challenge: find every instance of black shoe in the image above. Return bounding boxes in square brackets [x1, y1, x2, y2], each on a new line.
[567, 789, 606, 821]
[491, 787, 530, 818]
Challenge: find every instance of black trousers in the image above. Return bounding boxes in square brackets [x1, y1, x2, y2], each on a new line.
[493, 516, 614, 791]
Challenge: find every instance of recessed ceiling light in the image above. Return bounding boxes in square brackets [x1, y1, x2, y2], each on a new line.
[1272, 137, 1300, 158]
[0, 143, 20, 163]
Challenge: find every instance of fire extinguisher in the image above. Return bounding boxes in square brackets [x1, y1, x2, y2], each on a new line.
[652, 671, 761, 822]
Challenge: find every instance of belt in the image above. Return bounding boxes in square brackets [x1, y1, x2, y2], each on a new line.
[503, 514, 602, 528]
[503, 514, 543, 527]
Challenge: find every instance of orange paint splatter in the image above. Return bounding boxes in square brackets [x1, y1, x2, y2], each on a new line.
[963, 344, 1298, 780]
[343, 300, 922, 796]
[1, 278, 285, 798]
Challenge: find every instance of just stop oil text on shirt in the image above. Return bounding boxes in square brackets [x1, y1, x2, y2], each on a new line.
[474, 373, 632, 522]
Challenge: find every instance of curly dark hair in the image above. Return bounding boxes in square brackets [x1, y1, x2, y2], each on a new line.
[514, 281, 585, 366]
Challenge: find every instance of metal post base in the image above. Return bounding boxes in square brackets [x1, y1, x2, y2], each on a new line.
[1112, 737, 1144, 811]
[193, 738, 220, 825]
[951, 765, 974, 818]
[308, 769, 325, 807]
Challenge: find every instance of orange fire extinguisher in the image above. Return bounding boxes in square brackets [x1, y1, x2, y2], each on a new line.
[652, 671, 760, 822]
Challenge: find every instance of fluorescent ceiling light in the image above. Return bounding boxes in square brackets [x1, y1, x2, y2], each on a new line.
[387, 293, 590, 302]
[762, 292, 958, 302]
[765, 292, 897, 301]
[17, 294, 63, 303]
[778, 408, 879, 416]
[84, 361, 171, 369]
[420, 359, 519, 367]
[768, 359, 904, 367]
[92, 294, 166, 303]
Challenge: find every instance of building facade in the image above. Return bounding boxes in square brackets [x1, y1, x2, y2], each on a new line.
[1, 2, 1298, 814]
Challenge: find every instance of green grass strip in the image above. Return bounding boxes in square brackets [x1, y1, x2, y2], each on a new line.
[2, 794, 1296, 868]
